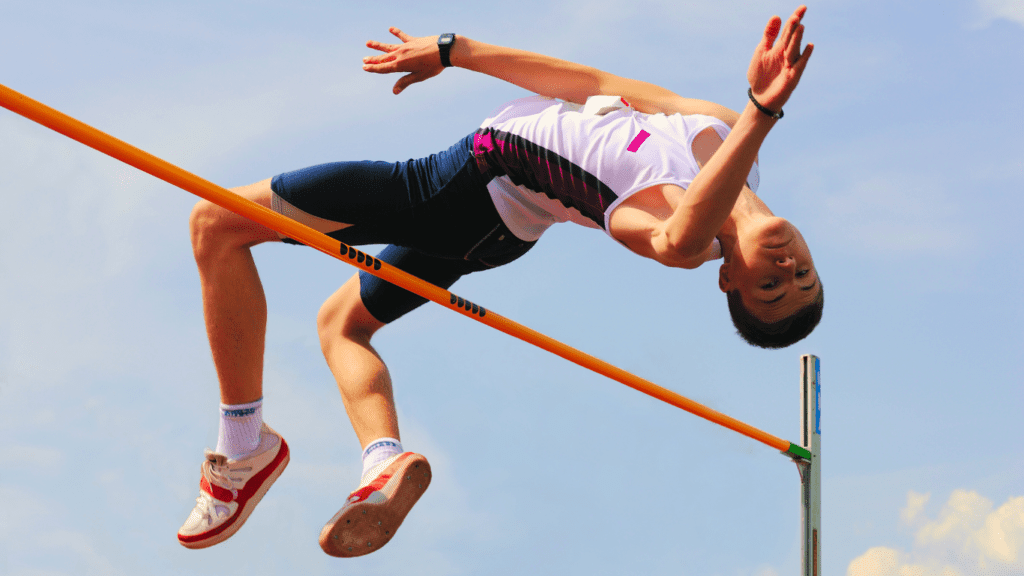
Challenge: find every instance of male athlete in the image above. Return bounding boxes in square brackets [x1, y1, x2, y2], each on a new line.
[177, 6, 820, 556]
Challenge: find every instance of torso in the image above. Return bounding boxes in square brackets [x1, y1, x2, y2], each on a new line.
[474, 96, 759, 249]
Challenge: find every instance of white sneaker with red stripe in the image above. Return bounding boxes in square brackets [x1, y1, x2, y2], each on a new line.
[319, 452, 431, 557]
[177, 423, 290, 549]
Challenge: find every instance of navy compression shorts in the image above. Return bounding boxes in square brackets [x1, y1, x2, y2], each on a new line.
[269, 134, 536, 323]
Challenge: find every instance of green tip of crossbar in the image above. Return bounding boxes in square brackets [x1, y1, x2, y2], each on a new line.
[784, 443, 812, 461]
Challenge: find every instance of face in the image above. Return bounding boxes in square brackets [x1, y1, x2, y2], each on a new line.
[719, 217, 819, 323]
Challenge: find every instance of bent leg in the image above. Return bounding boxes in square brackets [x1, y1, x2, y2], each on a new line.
[190, 178, 284, 405]
[317, 274, 398, 447]
[317, 244, 483, 447]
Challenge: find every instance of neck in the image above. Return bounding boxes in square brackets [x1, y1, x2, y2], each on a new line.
[718, 189, 774, 262]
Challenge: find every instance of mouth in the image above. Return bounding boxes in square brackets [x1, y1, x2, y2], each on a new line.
[764, 239, 792, 249]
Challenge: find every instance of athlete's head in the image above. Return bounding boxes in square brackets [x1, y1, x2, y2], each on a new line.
[718, 216, 823, 348]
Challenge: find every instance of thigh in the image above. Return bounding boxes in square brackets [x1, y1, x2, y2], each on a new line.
[271, 160, 405, 227]
[269, 160, 392, 245]
[357, 226, 539, 325]
[269, 134, 487, 249]
[358, 245, 479, 324]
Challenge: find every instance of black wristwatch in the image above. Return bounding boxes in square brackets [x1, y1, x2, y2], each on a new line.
[438, 33, 456, 67]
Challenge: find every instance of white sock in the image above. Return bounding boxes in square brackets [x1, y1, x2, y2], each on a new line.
[361, 438, 403, 482]
[216, 398, 263, 460]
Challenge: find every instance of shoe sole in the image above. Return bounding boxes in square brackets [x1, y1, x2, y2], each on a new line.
[318, 453, 431, 557]
[178, 439, 291, 549]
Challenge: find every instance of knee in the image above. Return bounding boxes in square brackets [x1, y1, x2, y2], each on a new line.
[189, 199, 227, 261]
[317, 281, 381, 347]
[316, 299, 339, 345]
[189, 189, 272, 263]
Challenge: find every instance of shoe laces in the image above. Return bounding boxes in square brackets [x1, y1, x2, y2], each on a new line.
[193, 491, 228, 525]
[194, 452, 252, 523]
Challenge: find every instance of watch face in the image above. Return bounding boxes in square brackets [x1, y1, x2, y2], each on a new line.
[439, 34, 454, 45]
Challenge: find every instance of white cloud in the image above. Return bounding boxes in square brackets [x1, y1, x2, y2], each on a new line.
[848, 490, 1024, 576]
[974, 0, 1024, 27]
[916, 490, 994, 547]
[978, 497, 1024, 563]
[903, 491, 932, 525]
[848, 548, 900, 576]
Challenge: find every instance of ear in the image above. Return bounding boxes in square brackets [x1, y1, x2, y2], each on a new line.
[718, 263, 731, 293]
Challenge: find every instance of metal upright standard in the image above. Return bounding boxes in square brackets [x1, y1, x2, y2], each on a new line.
[1, 82, 822, 571]
[794, 354, 822, 576]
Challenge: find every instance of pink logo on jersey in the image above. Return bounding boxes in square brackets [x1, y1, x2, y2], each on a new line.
[627, 130, 651, 153]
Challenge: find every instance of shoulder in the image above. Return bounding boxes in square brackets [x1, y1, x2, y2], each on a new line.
[607, 184, 709, 270]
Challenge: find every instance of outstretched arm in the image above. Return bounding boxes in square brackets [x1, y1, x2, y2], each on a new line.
[361, 29, 740, 123]
[660, 6, 812, 259]
[612, 6, 813, 265]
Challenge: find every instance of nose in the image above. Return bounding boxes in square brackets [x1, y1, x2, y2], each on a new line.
[775, 256, 795, 271]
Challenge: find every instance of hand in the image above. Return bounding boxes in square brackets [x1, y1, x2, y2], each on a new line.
[362, 27, 445, 95]
[746, 6, 814, 113]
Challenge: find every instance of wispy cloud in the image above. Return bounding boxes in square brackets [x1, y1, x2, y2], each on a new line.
[0, 484, 118, 576]
[848, 490, 1024, 576]
[817, 171, 973, 258]
[973, 0, 1024, 28]
[901, 490, 932, 524]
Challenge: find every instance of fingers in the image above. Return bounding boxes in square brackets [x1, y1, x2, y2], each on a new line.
[786, 24, 805, 64]
[763, 15, 782, 49]
[776, 6, 809, 66]
[362, 51, 397, 66]
[389, 27, 412, 42]
[365, 40, 397, 55]
[362, 60, 394, 74]
[364, 27, 412, 57]
[778, 8, 804, 49]
[393, 72, 417, 95]
[393, 69, 439, 95]
[794, 42, 814, 76]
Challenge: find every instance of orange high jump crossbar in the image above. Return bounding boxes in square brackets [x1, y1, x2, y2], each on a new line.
[0, 83, 811, 462]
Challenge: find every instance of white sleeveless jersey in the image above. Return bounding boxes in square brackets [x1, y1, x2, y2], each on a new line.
[473, 96, 760, 254]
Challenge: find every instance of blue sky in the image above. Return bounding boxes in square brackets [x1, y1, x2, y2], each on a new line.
[1, 1, 1022, 575]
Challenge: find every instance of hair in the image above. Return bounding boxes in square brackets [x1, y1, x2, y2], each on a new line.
[726, 281, 824, 349]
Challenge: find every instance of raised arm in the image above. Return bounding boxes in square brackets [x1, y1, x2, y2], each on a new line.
[644, 6, 814, 261]
[361, 29, 740, 124]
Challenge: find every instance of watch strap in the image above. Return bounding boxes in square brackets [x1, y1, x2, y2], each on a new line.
[438, 33, 456, 67]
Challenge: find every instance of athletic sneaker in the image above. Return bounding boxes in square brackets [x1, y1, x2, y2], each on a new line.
[177, 423, 290, 549]
[319, 452, 431, 557]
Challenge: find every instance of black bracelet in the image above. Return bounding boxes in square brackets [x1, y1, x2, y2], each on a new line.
[748, 88, 783, 119]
